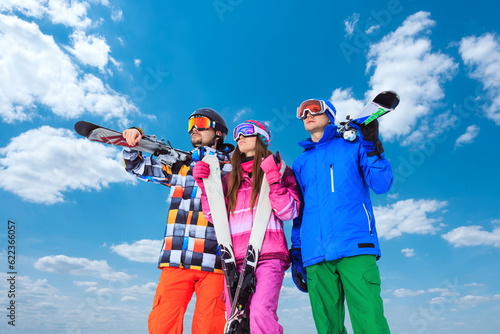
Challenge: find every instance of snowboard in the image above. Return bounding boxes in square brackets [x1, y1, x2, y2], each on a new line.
[338, 90, 400, 141]
[74, 121, 191, 165]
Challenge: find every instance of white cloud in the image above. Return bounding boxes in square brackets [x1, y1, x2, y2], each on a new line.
[121, 296, 139, 302]
[34, 255, 133, 281]
[365, 11, 458, 141]
[110, 239, 162, 263]
[455, 125, 480, 147]
[427, 288, 460, 297]
[393, 288, 426, 297]
[46, 0, 91, 28]
[401, 109, 459, 148]
[111, 9, 123, 22]
[121, 282, 157, 297]
[0, 126, 135, 204]
[0, 0, 112, 28]
[344, 13, 360, 37]
[329, 88, 365, 125]
[459, 33, 500, 125]
[442, 225, 500, 247]
[375, 199, 447, 239]
[0, 0, 46, 18]
[67, 30, 111, 70]
[455, 295, 491, 307]
[0, 13, 137, 123]
[74, 281, 98, 287]
[401, 248, 415, 257]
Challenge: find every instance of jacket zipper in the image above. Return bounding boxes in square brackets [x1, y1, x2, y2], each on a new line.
[362, 203, 373, 235]
[329, 165, 334, 192]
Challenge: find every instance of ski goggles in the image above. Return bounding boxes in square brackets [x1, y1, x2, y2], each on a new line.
[187, 116, 215, 133]
[233, 123, 270, 142]
[297, 99, 328, 120]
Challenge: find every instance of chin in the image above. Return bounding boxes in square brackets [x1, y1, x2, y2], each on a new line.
[191, 140, 202, 146]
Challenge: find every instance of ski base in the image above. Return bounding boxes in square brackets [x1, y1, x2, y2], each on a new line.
[74, 121, 191, 165]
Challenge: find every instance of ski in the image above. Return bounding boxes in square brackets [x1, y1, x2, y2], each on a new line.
[74, 121, 191, 165]
[202, 155, 240, 309]
[338, 90, 400, 141]
[224, 153, 286, 334]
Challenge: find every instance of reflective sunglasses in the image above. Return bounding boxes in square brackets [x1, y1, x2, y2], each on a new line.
[297, 99, 328, 120]
[187, 116, 215, 133]
[233, 123, 270, 142]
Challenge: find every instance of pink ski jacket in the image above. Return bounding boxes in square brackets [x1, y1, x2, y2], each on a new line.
[202, 159, 301, 265]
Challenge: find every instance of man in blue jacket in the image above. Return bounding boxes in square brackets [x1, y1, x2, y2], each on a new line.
[290, 98, 392, 334]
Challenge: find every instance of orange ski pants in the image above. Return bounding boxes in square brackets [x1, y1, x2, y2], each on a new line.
[148, 267, 226, 334]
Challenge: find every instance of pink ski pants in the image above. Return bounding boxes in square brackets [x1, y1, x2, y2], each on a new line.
[225, 258, 287, 334]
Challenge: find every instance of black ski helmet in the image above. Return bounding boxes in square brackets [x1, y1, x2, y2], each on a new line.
[188, 108, 228, 141]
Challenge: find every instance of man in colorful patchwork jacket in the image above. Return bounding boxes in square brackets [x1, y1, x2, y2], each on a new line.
[290, 98, 393, 334]
[122, 108, 234, 334]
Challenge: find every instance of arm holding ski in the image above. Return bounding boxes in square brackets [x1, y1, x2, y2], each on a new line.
[350, 119, 384, 157]
[121, 127, 192, 186]
[359, 152, 394, 195]
[122, 148, 173, 186]
[192, 161, 214, 222]
[260, 155, 301, 222]
[268, 167, 301, 221]
[348, 119, 393, 194]
[122, 127, 144, 147]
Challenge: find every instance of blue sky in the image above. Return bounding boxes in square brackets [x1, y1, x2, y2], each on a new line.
[0, 1, 499, 333]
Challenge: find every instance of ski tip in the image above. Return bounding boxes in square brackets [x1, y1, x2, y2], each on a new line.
[374, 91, 400, 109]
[74, 121, 99, 137]
[273, 151, 281, 164]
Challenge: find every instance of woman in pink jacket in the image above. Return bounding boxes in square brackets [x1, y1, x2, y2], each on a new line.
[193, 120, 300, 334]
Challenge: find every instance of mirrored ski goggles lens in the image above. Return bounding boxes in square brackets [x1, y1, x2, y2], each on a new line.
[233, 123, 269, 142]
[297, 99, 327, 120]
[187, 116, 215, 132]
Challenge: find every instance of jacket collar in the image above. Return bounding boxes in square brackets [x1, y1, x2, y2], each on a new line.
[298, 124, 339, 150]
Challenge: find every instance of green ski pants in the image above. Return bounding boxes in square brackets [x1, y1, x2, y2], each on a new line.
[306, 255, 390, 334]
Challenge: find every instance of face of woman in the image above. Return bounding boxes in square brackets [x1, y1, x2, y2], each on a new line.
[237, 135, 257, 157]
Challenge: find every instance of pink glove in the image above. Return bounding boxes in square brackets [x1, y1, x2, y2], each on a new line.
[192, 161, 211, 189]
[261, 154, 282, 185]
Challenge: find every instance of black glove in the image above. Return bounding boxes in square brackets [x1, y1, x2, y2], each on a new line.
[290, 248, 308, 293]
[351, 119, 384, 157]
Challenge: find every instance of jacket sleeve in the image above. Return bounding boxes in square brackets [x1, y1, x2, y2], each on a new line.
[122, 148, 174, 186]
[268, 166, 301, 222]
[290, 165, 304, 249]
[359, 147, 394, 194]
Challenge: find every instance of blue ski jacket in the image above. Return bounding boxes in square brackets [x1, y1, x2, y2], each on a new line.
[291, 124, 393, 267]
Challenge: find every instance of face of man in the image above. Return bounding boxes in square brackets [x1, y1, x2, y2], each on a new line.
[303, 112, 330, 134]
[190, 128, 220, 148]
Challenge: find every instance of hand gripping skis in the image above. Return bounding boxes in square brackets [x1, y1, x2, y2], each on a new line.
[202, 153, 286, 334]
[338, 90, 400, 141]
[74, 121, 191, 166]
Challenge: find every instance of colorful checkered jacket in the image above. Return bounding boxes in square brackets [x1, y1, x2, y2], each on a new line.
[123, 145, 233, 273]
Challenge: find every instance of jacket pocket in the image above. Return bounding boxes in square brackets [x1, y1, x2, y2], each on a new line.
[362, 203, 373, 235]
[329, 165, 334, 192]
